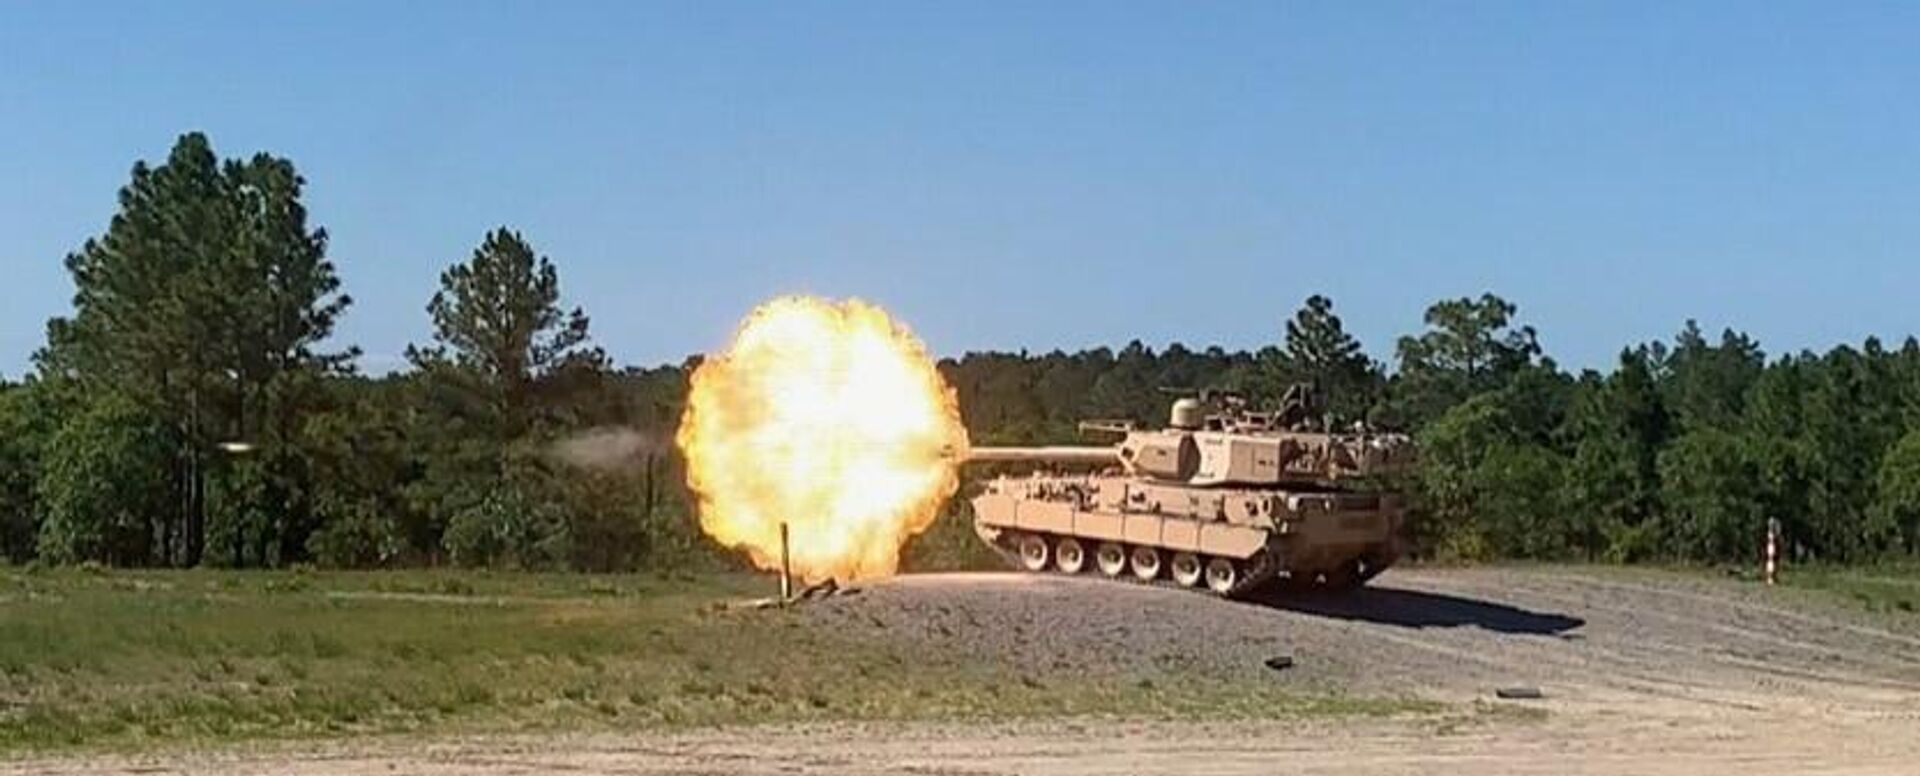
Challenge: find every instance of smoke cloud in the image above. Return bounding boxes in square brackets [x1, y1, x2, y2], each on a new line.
[552, 427, 658, 471]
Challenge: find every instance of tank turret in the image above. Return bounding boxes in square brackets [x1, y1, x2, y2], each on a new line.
[966, 391, 1414, 487]
[963, 386, 1410, 598]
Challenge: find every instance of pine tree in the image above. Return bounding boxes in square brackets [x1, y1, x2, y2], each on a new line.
[1272, 295, 1383, 423]
[38, 133, 352, 565]
[405, 228, 606, 562]
[1389, 293, 1542, 428]
[409, 228, 602, 438]
[1661, 321, 1763, 433]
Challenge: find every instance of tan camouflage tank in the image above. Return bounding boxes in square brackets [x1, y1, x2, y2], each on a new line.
[964, 387, 1413, 598]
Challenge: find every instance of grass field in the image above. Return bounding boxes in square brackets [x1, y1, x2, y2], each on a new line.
[0, 565, 1428, 754]
[1783, 562, 1920, 614]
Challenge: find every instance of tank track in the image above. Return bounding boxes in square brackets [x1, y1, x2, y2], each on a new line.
[985, 529, 1288, 600]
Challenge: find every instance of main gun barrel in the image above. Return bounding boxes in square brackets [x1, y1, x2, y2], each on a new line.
[963, 446, 1123, 466]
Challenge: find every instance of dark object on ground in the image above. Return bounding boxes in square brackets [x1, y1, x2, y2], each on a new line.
[715, 580, 858, 613]
[1495, 686, 1544, 699]
[1264, 655, 1295, 671]
[799, 579, 841, 600]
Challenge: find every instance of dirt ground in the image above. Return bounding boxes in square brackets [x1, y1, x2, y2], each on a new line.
[11, 567, 1920, 775]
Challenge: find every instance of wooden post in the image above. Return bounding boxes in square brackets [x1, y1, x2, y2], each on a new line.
[779, 522, 793, 605]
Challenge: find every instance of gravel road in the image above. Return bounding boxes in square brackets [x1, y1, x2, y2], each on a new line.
[12, 567, 1920, 775]
[807, 568, 1920, 713]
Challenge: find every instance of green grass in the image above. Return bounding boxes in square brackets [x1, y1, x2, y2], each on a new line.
[1781, 562, 1920, 615]
[0, 566, 1430, 754]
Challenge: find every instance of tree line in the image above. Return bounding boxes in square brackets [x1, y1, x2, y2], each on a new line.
[2, 134, 1917, 571]
[0, 134, 697, 571]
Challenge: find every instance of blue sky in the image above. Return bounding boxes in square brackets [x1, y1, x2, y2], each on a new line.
[3, 2, 1918, 378]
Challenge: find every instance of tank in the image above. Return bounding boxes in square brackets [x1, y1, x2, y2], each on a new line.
[963, 386, 1414, 598]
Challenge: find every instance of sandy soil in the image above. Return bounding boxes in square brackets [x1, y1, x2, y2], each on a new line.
[11, 567, 1920, 775]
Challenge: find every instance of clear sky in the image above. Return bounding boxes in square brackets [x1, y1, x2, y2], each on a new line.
[3, 2, 1918, 379]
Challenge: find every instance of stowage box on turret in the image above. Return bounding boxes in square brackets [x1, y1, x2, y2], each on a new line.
[964, 388, 1413, 598]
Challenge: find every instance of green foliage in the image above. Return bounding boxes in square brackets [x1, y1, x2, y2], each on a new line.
[203, 457, 274, 568]
[1660, 321, 1763, 433]
[1251, 295, 1384, 423]
[441, 457, 572, 570]
[904, 498, 1005, 572]
[1658, 430, 1766, 562]
[1871, 430, 1920, 556]
[1473, 443, 1574, 560]
[1412, 395, 1509, 559]
[1085, 341, 1165, 422]
[1796, 343, 1904, 560]
[0, 380, 66, 561]
[408, 227, 605, 439]
[0, 386, 27, 560]
[1563, 350, 1669, 560]
[554, 467, 657, 573]
[36, 396, 175, 564]
[1408, 357, 1576, 561]
[306, 497, 407, 569]
[946, 343, 1263, 442]
[297, 375, 419, 567]
[1388, 293, 1543, 428]
[445, 478, 564, 568]
[443, 488, 569, 570]
[37, 132, 353, 567]
[400, 228, 641, 570]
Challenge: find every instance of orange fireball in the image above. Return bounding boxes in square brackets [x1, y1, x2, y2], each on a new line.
[676, 296, 968, 582]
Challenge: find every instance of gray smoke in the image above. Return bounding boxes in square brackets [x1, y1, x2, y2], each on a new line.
[552, 427, 658, 471]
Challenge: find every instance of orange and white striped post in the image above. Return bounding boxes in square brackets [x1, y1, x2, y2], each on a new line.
[1764, 517, 1780, 586]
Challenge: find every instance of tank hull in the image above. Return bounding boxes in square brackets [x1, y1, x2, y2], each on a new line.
[970, 473, 1403, 598]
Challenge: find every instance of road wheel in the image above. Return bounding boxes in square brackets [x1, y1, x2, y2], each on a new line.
[1017, 534, 1050, 572]
[1130, 546, 1163, 581]
[1170, 552, 1203, 588]
[1204, 558, 1240, 594]
[1095, 543, 1127, 577]
[1054, 538, 1087, 574]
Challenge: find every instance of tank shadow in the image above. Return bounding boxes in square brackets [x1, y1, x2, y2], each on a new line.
[1243, 584, 1585, 636]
